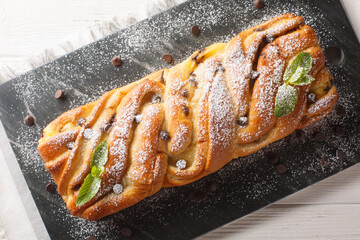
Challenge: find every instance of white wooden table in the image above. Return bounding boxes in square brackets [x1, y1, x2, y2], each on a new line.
[0, 0, 359, 239]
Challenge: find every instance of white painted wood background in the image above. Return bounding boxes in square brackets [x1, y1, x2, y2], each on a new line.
[0, 0, 359, 239]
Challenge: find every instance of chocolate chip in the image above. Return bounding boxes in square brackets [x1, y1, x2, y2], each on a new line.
[189, 73, 198, 87]
[216, 65, 225, 73]
[77, 118, 86, 126]
[189, 190, 207, 202]
[113, 184, 123, 194]
[191, 48, 205, 63]
[151, 94, 162, 104]
[254, 0, 264, 9]
[215, 66, 223, 76]
[307, 93, 316, 104]
[236, 116, 248, 126]
[325, 46, 344, 65]
[182, 105, 190, 116]
[104, 124, 112, 133]
[162, 53, 173, 64]
[111, 56, 122, 66]
[176, 159, 187, 170]
[83, 129, 93, 139]
[336, 149, 345, 159]
[121, 227, 132, 237]
[249, 70, 260, 80]
[276, 164, 287, 174]
[266, 34, 274, 43]
[206, 181, 217, 192]
[192, 52, 201, 62]
[335, 105, 346, 116]
[46, 183, 57, 193]
[160, 70, 165, 84]
[66, 141, 75, 150]
[320, 157, 329, 167]
[134, 114, 143, 124]
[87, 236, 97, 240]
[181, 89, 189, 98]
[24, 115, 35, 126]
[295, 129, 305, 141]
[74, 184, 81, 191]
[254, 28, 264, 32]
[160, 130, 170, 141]
[190, 25, 200, 36]
[54, 89, 65, 99]
[109, 114, 116, 124]
[334, 125, 345, 136]
[254, 138, 260, 143]
[314, 131, 325, 142]
[266, 152, 278, 165]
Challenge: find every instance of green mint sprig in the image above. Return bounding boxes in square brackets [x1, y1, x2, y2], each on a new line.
[283, 51, 313, 82]
[76, 140, 109, 207]
[274, 52, 314, 118]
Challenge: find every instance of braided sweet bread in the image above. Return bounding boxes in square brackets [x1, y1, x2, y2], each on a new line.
[38, 14, 337, 220]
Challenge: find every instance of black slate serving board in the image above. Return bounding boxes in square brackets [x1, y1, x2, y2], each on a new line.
[0, 0, 360, 239]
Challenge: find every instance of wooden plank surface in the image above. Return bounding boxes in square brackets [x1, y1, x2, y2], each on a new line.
[199, 204, 360, 240]
[0, 0, 360, 239]
[199, 164, 360, 239]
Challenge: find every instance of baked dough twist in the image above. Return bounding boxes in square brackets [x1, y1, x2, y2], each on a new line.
[38, 14, 337, 220]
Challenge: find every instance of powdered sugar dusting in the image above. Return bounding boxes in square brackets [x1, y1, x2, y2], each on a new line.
[107, 92, 141, 179]
[238, 44, 285, 142]
[208, 66, 235, 150]
[43, 129, 78, 152]
[127, 105, 163, 187]
[224, 35, 251, 115]
[267, 18, 299, 37]
[169, 123, 190, 153]
[255, 44, 285, 121]
[1, 0, 359, 239]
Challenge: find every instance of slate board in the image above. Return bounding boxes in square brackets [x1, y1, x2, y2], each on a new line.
[0, 0, 360, 239]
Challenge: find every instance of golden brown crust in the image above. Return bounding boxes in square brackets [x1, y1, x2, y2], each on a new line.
[38, 14, 337, 220]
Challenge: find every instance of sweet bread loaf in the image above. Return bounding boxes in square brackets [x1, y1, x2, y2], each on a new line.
[38, 14, 337, 220]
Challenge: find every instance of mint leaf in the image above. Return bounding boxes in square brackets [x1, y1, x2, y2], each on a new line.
[283, 54, 302, 82]
[283, 51, 313, 82]
[300, 52, 313, 73]
[76, 140, 109, 207]
[277, 52, 313, 117]
[76, 174, 101, 207]
[274, 83, 298, 117]
[288, 66, 305, 84]
[91, 165, 104, 177]
[90, 140, 108, 168]
[292, 74, 315, 86]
